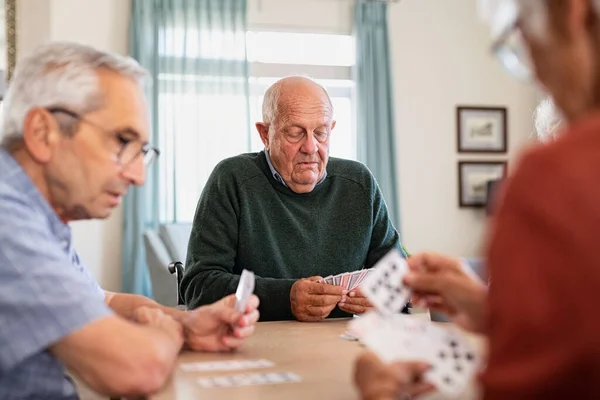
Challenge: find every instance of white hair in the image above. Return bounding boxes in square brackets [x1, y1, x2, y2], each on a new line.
[1, 41, 148, 149]
[261, 76, 333, 124]
[534, 97, 563, 142]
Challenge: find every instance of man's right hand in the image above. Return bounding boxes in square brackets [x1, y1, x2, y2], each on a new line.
[290, 276, 346, 322]
[405, 252, 488, 333]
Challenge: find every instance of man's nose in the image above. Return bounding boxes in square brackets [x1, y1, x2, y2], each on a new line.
[301, 132, 319, 154]
[121, 156, 146, 186]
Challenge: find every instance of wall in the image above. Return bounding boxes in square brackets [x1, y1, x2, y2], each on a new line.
[16, 0, 131, 291]
[389, 0, 538, 257]
[14, 0, 538, 291]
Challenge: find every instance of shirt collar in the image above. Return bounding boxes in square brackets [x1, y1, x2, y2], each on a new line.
[264, 148, 327, 188]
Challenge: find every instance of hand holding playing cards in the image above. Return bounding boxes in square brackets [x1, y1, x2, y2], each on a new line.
[338, 288, 374, 315]
[405, 252, 487, 333]
[354, 351, 434, 400]
[290, 276, 346, 322]
[180, 294, 260, 352]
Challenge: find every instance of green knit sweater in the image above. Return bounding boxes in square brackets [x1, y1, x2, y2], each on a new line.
[181, 151, 405, 321]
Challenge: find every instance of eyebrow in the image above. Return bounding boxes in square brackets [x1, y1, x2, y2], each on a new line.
[115, 127, 142, 139]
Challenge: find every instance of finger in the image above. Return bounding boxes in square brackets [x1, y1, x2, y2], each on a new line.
[309, 294, 343, 307]
[245, 295, 260, 312]
[307, 276, 324, 282]
[343, 295, 372, 308]
[238, 309, 260, 327]
[403, 272, 448, 295]
[222, 335, 245, 350]
[307, 305, 336, 317]
[233, 324, 255, 339]
[216, 303, 243, 326]
[308, 282, 347, 296]
[338, 302, 369, 315]
[407, 252, 461, 274]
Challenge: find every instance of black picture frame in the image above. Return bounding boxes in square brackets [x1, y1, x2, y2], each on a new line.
[457, 106, 508, 153]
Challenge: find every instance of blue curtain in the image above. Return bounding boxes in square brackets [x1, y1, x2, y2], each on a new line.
[124, 0, 250, 295]
[354, 1, 401, 230]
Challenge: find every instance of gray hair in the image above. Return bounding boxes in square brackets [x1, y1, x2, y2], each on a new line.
[534, 97, 563, 142]
[1, 41, 148, 149]
[261, 76, 333, 124]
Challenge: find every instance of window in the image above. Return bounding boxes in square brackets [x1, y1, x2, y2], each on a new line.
[158, 30, 356, 222]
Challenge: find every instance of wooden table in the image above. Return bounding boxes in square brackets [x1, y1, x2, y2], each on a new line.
[152, 319, 363, 400]
[151, 317, 484, 400]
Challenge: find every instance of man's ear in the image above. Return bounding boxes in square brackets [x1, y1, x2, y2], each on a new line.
[22, 108, 60, 163]
[255, 122, 270, 149]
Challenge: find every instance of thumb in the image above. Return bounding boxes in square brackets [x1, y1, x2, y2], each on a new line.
[404, 272, 446, 295]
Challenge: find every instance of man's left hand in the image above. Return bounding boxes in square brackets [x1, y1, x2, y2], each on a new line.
[179, 294, 260, 352]
[338, 288, 373, 315]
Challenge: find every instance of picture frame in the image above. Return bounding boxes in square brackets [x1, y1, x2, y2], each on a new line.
[458, 161, 507, 208]
[457, 106, 507, 153]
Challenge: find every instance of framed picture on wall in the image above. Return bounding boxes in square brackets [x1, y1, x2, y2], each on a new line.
[457, 106, 507, 153]
[458, 161, 507, 208]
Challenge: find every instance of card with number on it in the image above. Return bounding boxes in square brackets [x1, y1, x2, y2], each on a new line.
[181, 359, 274, 372]
[235, 269, 255, 313]
[361, 249, 410, 315]
[197, 372, 301, 389]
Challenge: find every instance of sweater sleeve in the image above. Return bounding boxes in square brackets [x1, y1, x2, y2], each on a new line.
[364, 174, 406, 268]
[481, 151, 590, 400]
[180, 162, 296, 321]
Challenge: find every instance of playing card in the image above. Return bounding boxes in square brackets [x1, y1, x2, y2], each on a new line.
[361, 250, 410, 315]
[323, 275, 334, 284]
[235, 269, 255, 313]
[340, 273, 351, 289]
[181, 359, 274, 372]
[197, 372, 301, 389]
[333, 274, 342, 286]
[421, 324, 480, 397]
[347, 271, 360, 291]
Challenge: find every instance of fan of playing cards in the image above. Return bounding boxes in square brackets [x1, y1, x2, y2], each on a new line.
[321, 269, 373, 291]
[351, 249, 482, 398]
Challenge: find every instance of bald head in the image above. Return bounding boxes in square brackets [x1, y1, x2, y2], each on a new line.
[261, 76, 333, 124]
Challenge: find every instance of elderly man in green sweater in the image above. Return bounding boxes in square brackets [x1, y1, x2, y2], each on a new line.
[181, 76, 407, 322]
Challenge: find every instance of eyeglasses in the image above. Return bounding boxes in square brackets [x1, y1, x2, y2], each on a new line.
[46, 107, 160, 167]
[491, 20, 534, 82]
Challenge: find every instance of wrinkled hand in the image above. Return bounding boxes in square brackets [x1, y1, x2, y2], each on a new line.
[405, 252, 488, 333]
[133, 307, 184, 348]
[354, 351, 433, 400]
[338, 288, 374, 315]
[290, 276, 346, 322]
[180, 294, 260, 352]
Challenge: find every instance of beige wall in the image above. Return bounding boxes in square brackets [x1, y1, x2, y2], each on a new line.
[14, 0, 538, 290]
[389, 0, 538, 257]
[17, 0, 130, 291]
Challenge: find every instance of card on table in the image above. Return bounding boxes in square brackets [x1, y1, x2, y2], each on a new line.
[181, 359, 274, 372]
[235, 269, 255, 313]
[197, 372, 302, 389]
[360, 249, 410, 315]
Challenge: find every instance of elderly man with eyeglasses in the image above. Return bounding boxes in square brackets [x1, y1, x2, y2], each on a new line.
[354, 0, 600, 398]
[0, 41, 260, 400]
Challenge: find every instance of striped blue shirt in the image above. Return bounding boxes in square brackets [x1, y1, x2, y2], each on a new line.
[0, 147, 113, 399]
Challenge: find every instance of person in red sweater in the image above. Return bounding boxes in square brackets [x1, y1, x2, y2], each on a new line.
[354, 0, 600, 398]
